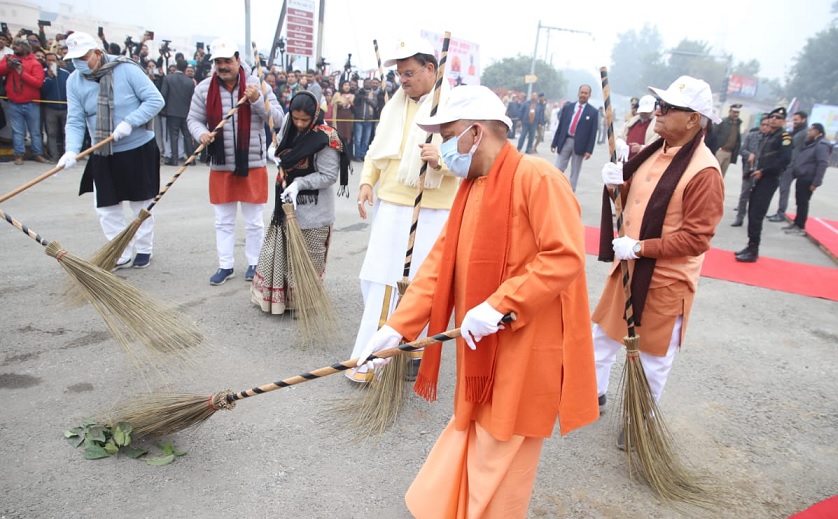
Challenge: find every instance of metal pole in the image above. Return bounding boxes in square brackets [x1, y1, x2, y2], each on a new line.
[315, 0, 326, 68]
[527, 20, 541, 97]
[268, 0, 288, 68]
[244, 0, 252, 65]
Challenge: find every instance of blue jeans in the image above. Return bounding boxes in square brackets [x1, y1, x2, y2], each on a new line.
[7, 101, 43, 156]
[353, 121, 374, 160]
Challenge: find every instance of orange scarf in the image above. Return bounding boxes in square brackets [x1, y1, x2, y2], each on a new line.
[415, 142, 522, 403]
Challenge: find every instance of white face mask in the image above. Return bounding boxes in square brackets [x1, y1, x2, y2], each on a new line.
[440, 124, 481, 178]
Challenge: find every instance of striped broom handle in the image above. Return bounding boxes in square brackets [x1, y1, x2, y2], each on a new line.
[373, 39, 389, 103]
[221, 312, 516, 405]
[600, 66, 636, 338]
[0, 207, 51, 247]
[399, 31, 451, 291]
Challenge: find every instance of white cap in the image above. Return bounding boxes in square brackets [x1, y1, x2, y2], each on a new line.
[63, 32, 99, 60]
[648, 75, 721, 124]
[416, 85, 512, 134]
[637, 95, 656, 114]
[210, 37, 239, 59]
[383, 38, 435, 67]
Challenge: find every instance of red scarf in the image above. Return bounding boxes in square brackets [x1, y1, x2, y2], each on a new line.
[207, 67, 251, 176]
[415, 143, 522, 403]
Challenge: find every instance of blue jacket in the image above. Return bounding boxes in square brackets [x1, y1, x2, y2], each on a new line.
[551, 102, 598, 156]
[40, 66, 70, 111]
[518, 100, 545, 127]
[65, 55, 164, 154]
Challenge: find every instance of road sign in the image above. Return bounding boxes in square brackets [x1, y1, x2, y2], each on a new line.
[525, 74, 538, 84]
[286, 0, 315, 58]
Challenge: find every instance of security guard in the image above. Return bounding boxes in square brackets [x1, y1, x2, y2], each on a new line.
[735, 106, 793, 262]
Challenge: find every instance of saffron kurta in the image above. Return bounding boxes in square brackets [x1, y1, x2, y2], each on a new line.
[592, 140, 724, 356]
[387, 153, 599, 441]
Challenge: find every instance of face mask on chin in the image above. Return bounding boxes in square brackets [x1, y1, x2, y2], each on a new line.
[440, 124, 481, 178]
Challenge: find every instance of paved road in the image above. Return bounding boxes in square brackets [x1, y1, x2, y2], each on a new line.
[0, 142, 835, 518]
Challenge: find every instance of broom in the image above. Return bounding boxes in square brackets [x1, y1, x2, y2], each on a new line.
[108, 313, 514, 439]
[0, 136, 115, 204]
[281, 202, 337, 343]
[88, 96, 250, 272]
[600, 67, 713, 505]
[373, 39, 390, 104]
[355, 32, 452, 434]
[0, 208, 204, 368]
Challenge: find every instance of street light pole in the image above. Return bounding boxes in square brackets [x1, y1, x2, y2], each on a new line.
[527, 22, 594, 97]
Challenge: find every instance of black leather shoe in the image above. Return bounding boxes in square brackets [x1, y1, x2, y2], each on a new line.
[164, 159, 177, 166]
[735, 247, 759, 262]
[731, 218, 743, 227]
[767, 213, 786, 222]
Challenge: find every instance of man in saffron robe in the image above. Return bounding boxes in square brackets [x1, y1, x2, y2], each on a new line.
[357, 85, 598, 518]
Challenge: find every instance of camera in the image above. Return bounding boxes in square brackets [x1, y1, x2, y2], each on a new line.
[38, 19, 51, 27]
[343, 53, 352, 72]
[160, 39, 171, 55]
[8, 56, 21, 68]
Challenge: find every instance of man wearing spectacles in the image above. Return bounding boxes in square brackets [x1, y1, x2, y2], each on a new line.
[732, 114, 770, 227]
[346, 38, 457, 384]
[734, 107, 793, 262]
[593, 76, 724, 443]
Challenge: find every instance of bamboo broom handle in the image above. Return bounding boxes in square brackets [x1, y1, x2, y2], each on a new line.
[0, 136, 115, 204]
[600, 66, 637, 338]
[222, 312, 516, 404]
[144, 95, 248, 213]
[373, 39, 389, 103]
[400, 32, 451, 288]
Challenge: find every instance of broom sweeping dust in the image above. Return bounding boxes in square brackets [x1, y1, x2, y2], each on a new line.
[106, 315, 513, 440]
[347, 32, 452, 438]
[600, 66, 725, 509]
[0, 208, 203, 371]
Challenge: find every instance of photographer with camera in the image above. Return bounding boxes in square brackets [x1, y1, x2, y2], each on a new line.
[0, 37, 48, 164]
[353, 78, 378, 161]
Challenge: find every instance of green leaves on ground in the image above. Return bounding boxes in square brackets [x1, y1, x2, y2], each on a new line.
[64, 421, 185, 465]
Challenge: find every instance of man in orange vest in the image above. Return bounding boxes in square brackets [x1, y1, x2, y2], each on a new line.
[357, 85, 598, 518]
[594, 76, 725, 448]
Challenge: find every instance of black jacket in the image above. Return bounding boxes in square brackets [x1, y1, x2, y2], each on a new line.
[792, 137, 830, 187]
[757, 128, 793, 178]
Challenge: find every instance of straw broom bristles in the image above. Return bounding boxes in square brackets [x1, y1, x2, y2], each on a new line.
[106, 323, 482, 440]
[282, 203, 337, 343]
[44, 240, 205, 368]
[88, 208, 152, 272]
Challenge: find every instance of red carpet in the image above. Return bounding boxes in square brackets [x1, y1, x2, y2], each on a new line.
[584, 226, 838, 302]
[789, 214, 838, 262]
[788, 495, 838, 518]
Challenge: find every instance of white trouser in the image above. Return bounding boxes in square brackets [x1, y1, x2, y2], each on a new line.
[95, 200, 154, 263]
[213, 202, 265, 269]
[593, 317, 682, 403]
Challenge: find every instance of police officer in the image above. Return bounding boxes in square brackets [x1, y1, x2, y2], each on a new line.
[735, 107, 793, 263]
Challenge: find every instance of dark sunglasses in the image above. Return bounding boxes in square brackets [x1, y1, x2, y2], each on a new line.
[769, 114, 785, 120]
[655, 100, 695, 116]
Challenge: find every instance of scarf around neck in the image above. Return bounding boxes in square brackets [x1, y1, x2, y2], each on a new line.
[415, 142, 521, 404]
[83, 55, 142, 156]
[597, 129, 705, 325]
[207, 67, 252, 176]
[272, 91, 350, 224]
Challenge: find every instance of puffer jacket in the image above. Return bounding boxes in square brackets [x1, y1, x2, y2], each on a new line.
[0, 53, 45, 103]
[187, 71, 284, 171]
[791, 137, 830, 187]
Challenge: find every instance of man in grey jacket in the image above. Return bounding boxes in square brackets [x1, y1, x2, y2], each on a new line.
[782, 122, 830, 236]
[188, 37, 284, 285]
[162, 59, 196, 166]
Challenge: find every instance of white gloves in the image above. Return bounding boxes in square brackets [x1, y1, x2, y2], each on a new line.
[355, 325, 403, 369]
[112, 121, 132, 141]
[57, 151, 77, 170]
[267, 144, 280, 167]
[460, 302, 505, 350]
[612, 236, 640, 260]
[602, 162, 624, 186]
[615, 138, 629, 162]
[281, 182, 300, 209]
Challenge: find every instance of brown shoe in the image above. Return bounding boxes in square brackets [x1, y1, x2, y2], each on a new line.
[32, 155, 52, 164]
[14, 154, 23, 165]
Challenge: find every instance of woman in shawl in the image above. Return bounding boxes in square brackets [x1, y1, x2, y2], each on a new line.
[251, 90, 349, 314]
[331, 80, 354, 159]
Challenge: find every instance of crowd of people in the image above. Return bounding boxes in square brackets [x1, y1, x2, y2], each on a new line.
[1, 20, 835, 518]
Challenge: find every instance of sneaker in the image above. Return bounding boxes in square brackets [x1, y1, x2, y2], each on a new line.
[32, 155, 52, 164]
[785, 226, 807, 236]
[244, 265, 257, 282]
[132, 253, 152, 269]
[13, 155, 23, 165]
[210, 268, 235, 286]
[112, 258, 132, 271]
[781, 223, 797, 230]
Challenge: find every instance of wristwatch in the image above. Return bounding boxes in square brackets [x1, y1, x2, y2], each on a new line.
[632, 242, 642, 257]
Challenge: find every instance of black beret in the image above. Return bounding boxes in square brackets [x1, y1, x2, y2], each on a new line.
[769, 107, 787, 117]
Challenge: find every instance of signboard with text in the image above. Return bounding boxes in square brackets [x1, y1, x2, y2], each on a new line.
[286, 0, 315, 59]
[420, 30, 480, 87]
[727, 74, 758, 98]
